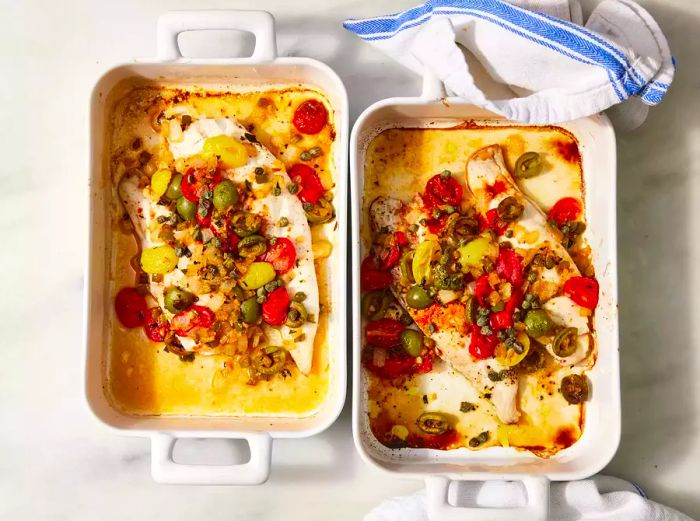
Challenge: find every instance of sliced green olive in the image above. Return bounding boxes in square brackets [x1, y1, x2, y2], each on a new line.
[497, 196, 524, 222]
[361, 290, 391, 320]
[400, 329, 423, 357]
[400, 250, 415, 285]
[406, 285, 432, 309]
[560, 373, 589, 404]
[524, 309, 554, 338]
[253, 348, 287, 375]
[552, 327, 578, 357]
[304, 198, 335, 224]
[448, 215, 479, 242]
[514, 152, 543, 179]
[164, 287, 194, 313]
[416, 412, 449, 435]
[240, 297, 261, 324]
[285, 301, 308, 328]
[213, 179, 238, 210]
[237, 234, 267, 258]
[165, 173, 183, 200]
[230, 211, 262, 237]
[176, 196, 196, 221]
[465, 295, 477, 325]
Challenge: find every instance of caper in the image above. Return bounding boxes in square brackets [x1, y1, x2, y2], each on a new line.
[406, 285, 432, 309]
[240, 297, 262, 324]
[400, 329, 423, 357]
[514, 152, 543, 179]
[164, 287, 194, 314]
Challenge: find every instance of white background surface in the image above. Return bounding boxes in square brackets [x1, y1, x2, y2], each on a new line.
[1, 0, 699, 519]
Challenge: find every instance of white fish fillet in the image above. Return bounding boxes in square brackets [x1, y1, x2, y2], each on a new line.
[119, 117, 318, 374]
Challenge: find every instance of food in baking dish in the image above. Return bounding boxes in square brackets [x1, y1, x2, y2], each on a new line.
[361, 125, 597, 456]
[108, 86, 336, 416]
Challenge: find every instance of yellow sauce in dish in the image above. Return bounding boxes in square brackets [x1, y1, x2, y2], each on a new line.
[363, 125, 592, 456]
[106, 85, 337, 416]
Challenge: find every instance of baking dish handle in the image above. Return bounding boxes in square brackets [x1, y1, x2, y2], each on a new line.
[426, 476, 549, 521]
[157, 10, 277, 62]
[150, 432, 272, 485]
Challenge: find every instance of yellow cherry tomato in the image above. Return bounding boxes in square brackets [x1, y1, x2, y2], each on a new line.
[202, 135, 248, 168]
[151, 169, 172, 198]
[412, 240, 438, 284]
[457, 235, 497, 269]
[496, 332, 531, 367]
[242, 262, 276, 290]
[140, 245, 178, 274]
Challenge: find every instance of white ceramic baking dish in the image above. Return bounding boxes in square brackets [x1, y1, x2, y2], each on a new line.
[350, 74, 620, 520]
[84, 10, 348, 485]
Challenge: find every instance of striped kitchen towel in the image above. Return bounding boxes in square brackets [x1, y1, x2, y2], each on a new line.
[344, 0, 674, 129]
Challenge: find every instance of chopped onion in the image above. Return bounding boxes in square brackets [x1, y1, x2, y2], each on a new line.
[168, 119, 183, 142]
[373, 348, 386, 368]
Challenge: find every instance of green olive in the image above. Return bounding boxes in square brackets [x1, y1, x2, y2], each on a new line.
[552, 327, 578, 357]
[176, 196, 197, 221]
[416, 412, 449, 435]
[165, 173, 183, 200]
[448, 215, 479, 242]
[230, 212, 262, 237]
[164, 287, 194, 314]
[361, 290, 391, 320]
[240, 297, 262, 324]
[304, 198, 335, 224]
[497, 196, 524, 222]
[237, 235, 267, 258]
[514, 152, 543, 179]
[524, 309, 554, 338]
[253, 348, 287, 375]
[406, 285, 432, 309]
[400, 329, 423, 357]
[213, 180, 239, 210]
[560, 373, 589, 404]
[285, 301, 308, 328]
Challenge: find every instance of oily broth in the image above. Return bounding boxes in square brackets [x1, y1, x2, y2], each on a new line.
[363, 125, 588, 455]
[107, 85, 335, 416]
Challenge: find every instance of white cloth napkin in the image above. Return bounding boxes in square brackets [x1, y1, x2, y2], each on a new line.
[343, 0, 674, 130]
[365, 475, 696, 521]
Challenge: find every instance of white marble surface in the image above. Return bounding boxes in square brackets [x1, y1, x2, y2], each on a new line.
[1, 0, 700, 519]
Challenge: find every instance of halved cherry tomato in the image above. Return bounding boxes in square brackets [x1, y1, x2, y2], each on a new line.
[549, 197, 582, 227]
[361, 256, 393, 291]
[289, 163, 325, 205]
[474, 274, 492, 306]
[292, 99, 328, 135]
[489, 289, 523, 331]
[181, 167, 222, 202]
[469, 323, 498, 359]
[426, 213, 449, 234]
[171, 305, 215, 336]
[563, 276, 599, 310]
[114, 287, 147, 328]
[262, 237, 296, 274]
[262, 287, 290, 326]
[480, 208, 508, 236]
[423, 174, 463, 209]
[366, 318, 405, 348]
[144, 307, 170, 342]
[496, 247, 523, 286]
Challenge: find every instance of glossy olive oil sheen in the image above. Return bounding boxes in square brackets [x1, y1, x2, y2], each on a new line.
[107, 86, 335, 416]
[363, 125, 588, 456]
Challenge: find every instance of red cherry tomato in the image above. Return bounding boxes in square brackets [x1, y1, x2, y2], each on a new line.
[262, 287, 290, 326]
[289, 163, 325, 205]
[292, 99, 328, 135]
[549, 197, 582, 227]
[361, 256, 393, 291]
[376, 232, 406, 270]
[489, 289, 523, 331]
[414, 350, 434, 374]
[114, 287, 147, 328]
[426, 213, 449, 234]
[171, 305, 215, 336]
[480, 208, 508, 236]
[563, 276, 599, 310]
[262, 237, 297, 275]
[144, 307, 170, 342]
[423, 174, 463, 209]
[181, 167, 222, 202]
[474, 274, 492, 306]
[486, 180, 507, 197]
[366, 318, 405, 348]
[210, 217, 240, 253]
[496, 247, 523, 286]
[469, 324, 498, 359]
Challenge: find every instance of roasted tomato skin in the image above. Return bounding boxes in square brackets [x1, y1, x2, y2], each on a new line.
[563, 276, 599, 309]
[171, 305, 215, 336]
[496, 247, 523, 286]
[423, 174, 463, 209]
[292, 100, 328, 135]
[262, 237, 297, 274]
[365, 318, 405, 348]
[549, 197, 582, 227]
[144, 307, 170, 342]
[469, 324, 498, 359]
[114, 287, 147, 328]
[361, 256, 393, 291]
[181, 168, 222, 203]
[262, 287, 290, 326]
[289, 163, 325, 204]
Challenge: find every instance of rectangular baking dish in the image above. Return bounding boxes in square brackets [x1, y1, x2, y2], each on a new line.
[350, 75, 620, 520]
[84, 10, 348, 485]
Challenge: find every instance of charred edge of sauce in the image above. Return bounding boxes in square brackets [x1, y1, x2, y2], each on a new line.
[554, 426, 578, 449]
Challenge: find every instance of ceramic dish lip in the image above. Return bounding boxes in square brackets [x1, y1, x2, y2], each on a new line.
[349, 94, 620, 482]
